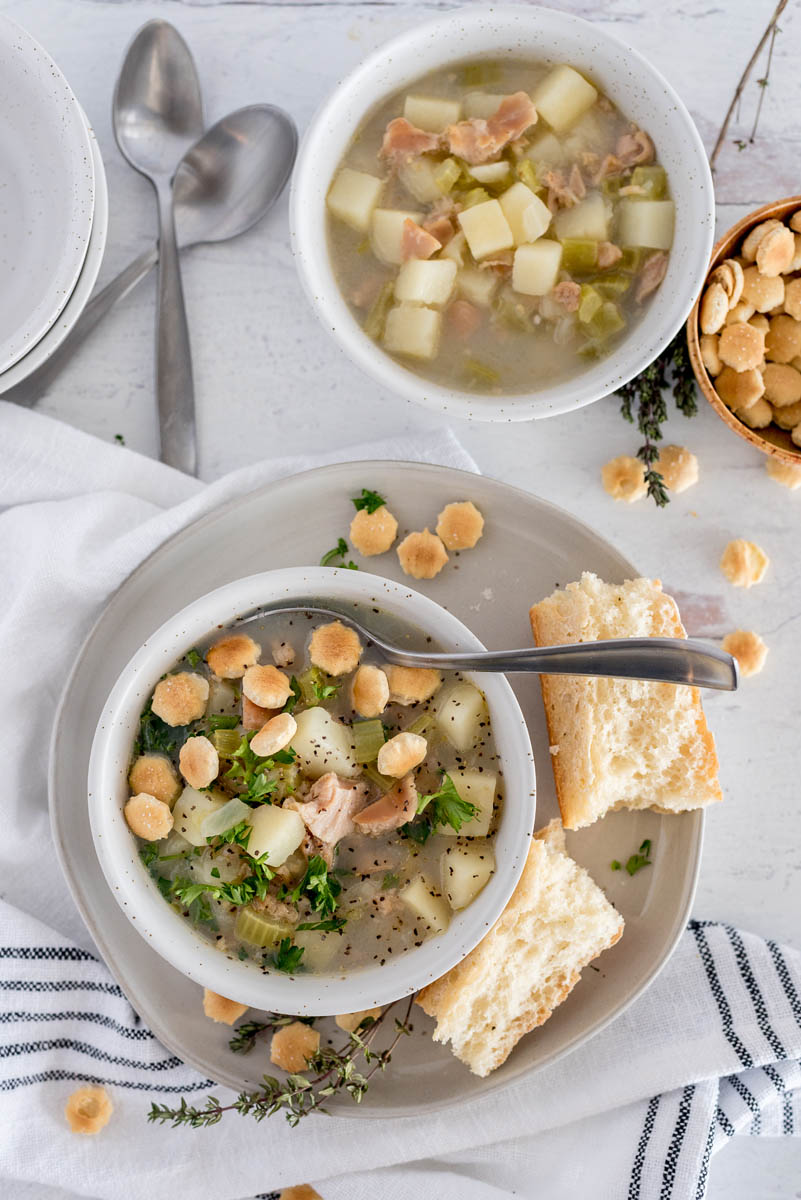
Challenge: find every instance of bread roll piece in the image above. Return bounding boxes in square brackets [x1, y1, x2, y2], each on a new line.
[529, 573, 722, 830]
[416, 820, 623, 1077]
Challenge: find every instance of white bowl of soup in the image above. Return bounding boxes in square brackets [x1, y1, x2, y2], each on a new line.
[290, 5, 714, 421]
[88, 568, 536, 1016]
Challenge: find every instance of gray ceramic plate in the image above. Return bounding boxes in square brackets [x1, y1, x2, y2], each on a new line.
[49, 460, 702, 1116]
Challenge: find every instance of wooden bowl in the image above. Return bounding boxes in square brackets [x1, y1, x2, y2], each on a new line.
[686, 195, 801, 465]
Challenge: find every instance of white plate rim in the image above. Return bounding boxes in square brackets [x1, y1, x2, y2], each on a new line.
[0, 106, 108, 394]
[49, 460, 703, 1117]
[0, 15, 96, 372]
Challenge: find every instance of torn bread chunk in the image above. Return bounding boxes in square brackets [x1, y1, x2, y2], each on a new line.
[416, 820, 623, 1076]
[529, 573, 722, 830]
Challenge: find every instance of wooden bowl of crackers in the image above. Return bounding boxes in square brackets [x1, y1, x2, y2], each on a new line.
[687, 195, 801, 471]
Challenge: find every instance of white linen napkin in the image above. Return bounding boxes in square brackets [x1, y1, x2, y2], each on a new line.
[1, 401, 799, 1200]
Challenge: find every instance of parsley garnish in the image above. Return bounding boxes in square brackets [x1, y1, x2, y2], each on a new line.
[416, 774, 478, 834]
[611, 839, 653, 876]
[207, 713, 239, 732]
[351, 488, 387, 514]
[134, 705, 187, 757]
[296, 917, 346, 932]
[186, 647, 202, 668]
[272, 937, 304, 973]
[400, 819, 433, 844]
[171, 857, 274, 910]
[114, 433, 125, 445]
[140, 844, 159, 868]
[290, 855, 342, 917]
[320, 537, 358, 569]
[207, 820, 252, 850]
[225, 733, 280, 805]
[312, 678, 339, 702]
[381, 872, 400, 890]
[283, 676, 302, 714]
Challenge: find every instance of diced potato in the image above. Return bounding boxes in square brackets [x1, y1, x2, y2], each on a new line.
[171, 787, 227, 847]
[245, 804, 305, 867]
[553, 192, 609, 241]
[499, 182, 552, 246]
[438, 771, 496, 838]
[293, 706, 359, 779]
[458, 199, 514, 260]
[463, 91, 507, 119]
[525, 129, 566, 166]
[371, 208, 423, 265]
[617, 199, 675, 251]
[512, 240, 563, 296]
[440, 843, 496, 908]
[327, 168, 383, 233]
[563, 110, 606, 156]
[469, 162, 510, 185]
[400, 877, 450, 932]
[384, 303, 442, 360]
[403, 94, 462, 132]
[395, 259, 457, 307]
[456, 268, 498, 308]
[293, 928, 341, 970]
[442, 230, 467, 268]
[398, 159, 441, 204]
[531, 64, 598, 132]
[435, 681, 487, 750]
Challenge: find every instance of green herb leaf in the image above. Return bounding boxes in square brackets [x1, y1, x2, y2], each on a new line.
[207, 713, 239, 732]
[135, 705, 187, 757]
[186, 648, 202, 668]
[283, 676, 302, 714]
[381, 872, 400, 890]
[296, 917, 346, 932]
[611, 860, 622, 871]
[291, 855, 342, 918]
[272, 938, 305, 973]
[320, 537, 358, 570]
[417, 773, 478, 834]
[351, 488, 387, 514]
[611, 839, 653, 876]
[139, 844, 159, 868]
[400, 819, 433, 844]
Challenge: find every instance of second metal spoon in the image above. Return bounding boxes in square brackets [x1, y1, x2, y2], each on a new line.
[237, 604, 739, 691]
[5, 105, 297, 410]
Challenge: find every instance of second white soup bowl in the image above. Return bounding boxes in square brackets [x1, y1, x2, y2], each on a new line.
[88, 567, 536, 1016]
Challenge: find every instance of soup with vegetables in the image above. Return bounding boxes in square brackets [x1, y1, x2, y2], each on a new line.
[126, 613, 501, 976]
[326, 58, 674, 394]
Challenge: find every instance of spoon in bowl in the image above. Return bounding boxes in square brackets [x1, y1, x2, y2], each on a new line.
[236, 604, 739, 691]
[5, 105, 297, 410]
[113, 20, 205, 475]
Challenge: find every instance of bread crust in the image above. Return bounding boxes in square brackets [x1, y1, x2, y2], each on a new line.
[529, 575, 722, 830]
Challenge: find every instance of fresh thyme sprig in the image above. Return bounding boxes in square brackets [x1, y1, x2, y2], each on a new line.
[147, 996, 414, 1128]
[229, 1015, 316, 1055]
[616, 328, 697, 507]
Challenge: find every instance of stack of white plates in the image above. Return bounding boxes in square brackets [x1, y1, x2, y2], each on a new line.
[0, 16, 108, 396]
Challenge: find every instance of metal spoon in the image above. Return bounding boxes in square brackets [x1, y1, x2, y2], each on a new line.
[113, 20, 204, 475]
[4, 105, 297, 410]
[236, 604, 739, 691]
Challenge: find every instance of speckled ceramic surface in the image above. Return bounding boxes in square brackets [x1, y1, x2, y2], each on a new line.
[50, 461, 702, 1115]
[0, 105, 108, 394]
[290, 5, 715, 422]
[0, 15, 95, 373]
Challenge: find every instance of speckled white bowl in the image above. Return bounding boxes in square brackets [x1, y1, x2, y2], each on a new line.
[291, 4, 714, 422]
[88, 567, 536, 1016]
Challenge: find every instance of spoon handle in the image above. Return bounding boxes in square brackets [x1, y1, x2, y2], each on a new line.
[155, 183, 196, 475]
[381, 638, 738, 691]
[2, 246, 159, 409]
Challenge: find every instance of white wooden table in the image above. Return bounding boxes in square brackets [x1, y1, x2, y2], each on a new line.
[2, 0, 799, 1193]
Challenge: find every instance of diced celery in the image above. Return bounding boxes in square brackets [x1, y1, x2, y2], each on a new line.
[595, 273, 632, 298]
[296, 666, 338, 707]
[492, 290, 533, 331]
[463, 358, 501, 387]
[201, 797, 253, 841]
[578, 338, 606, 359]
[560, 238, 598, 273]
[406, 712, 435, 738]
[461, 187, 491, 209]
[630, 165, 667, 200]
[433, 157, 462, 195]
[362, 763, 395, 791]
[578, 284, 603, 325]
[587, 300, 626, 339]
[601, 176, 625, 197]
[515, 159, 540, 194]
[363, 281, 395, 341]
[619, 246, 644, 273]
[234, 906, 293, 949]
[351, 718, 386, 764]
[459, 61, 501, 88]
[212, 728, 242, 757]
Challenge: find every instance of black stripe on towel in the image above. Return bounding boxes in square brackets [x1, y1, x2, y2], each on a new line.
[0, 1011, 154, 1040]
[688, 921, 753, 1068]
[724, 926, 786, 1060]
[783, 1091, 794, 1136]
[0, 979, 124, 997]
[694, 1112, 716, 1200]
[715, 1106, 736, 1139]
[0, 946, 97, 962]
[629, 1094, 660, 1199]
[0, 1068, 213, 1094]
[726, 1073, 761, 1134]
[767, 940, 801, 1031]
[0, 1038, 183, 1071]
[660, 1084, 695, 1199]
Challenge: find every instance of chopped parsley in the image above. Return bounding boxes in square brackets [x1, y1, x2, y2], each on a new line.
[381, 872, 400, 890]
[351, 488, 387, 514]
[139, 844, 159, 868]
[208, 820, 252, 850]
[171, 857, 274, 910]
[114, 433, 125, 445]
[400, 819, 434, 845]
[320, 537, 358, 569]
[283, 676, 302, 714]
[312, 678, 339, 702]
[296, 917, 346, 932]
[611, 839, 653, 876]
[290, 855, 342, 918]
[224, 733, 295, 805]
[207, 713, 239, 732]
[272, 938, 304, 973]
[134, 705, 187, 757]
[416, 773, 478, 834]
[186, 647, 202, 668]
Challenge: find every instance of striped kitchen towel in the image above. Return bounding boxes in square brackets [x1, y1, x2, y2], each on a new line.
[1, 901, 799, 1200]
